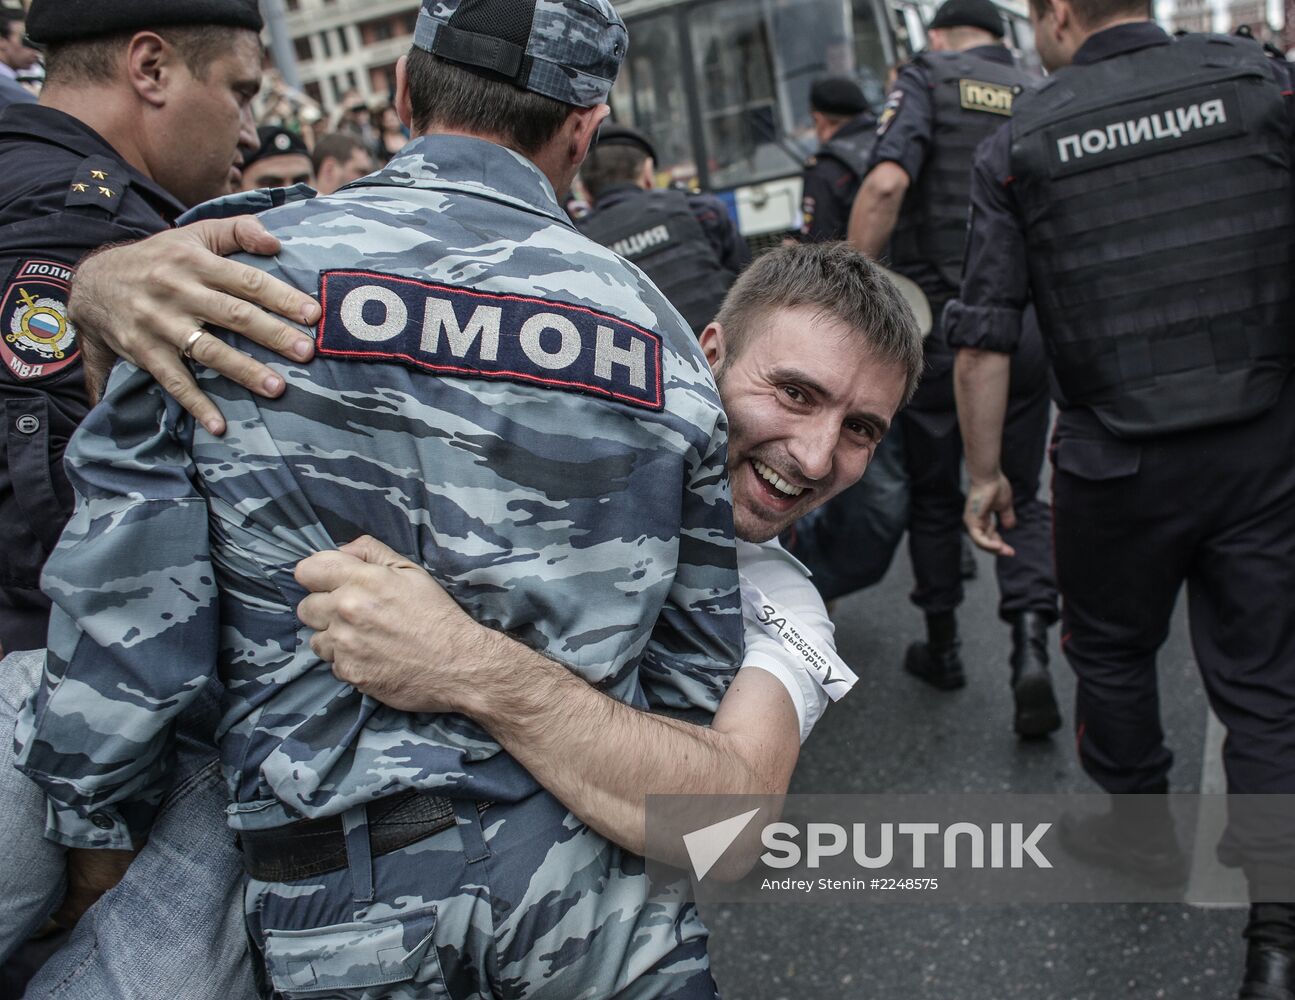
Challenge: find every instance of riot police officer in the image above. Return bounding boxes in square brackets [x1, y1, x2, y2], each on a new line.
[796, 76, 878, 243]
[0, 0, 262, 655]
[15, 1, 748, 994]
[848, 0, 1060, 737]
[578, 122, 750, 334]
[950, 0, 1295, 993]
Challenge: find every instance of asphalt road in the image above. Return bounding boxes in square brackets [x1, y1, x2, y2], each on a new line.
[703, 537, 1246, 1000]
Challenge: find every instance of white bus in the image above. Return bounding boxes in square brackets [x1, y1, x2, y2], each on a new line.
[610, 0, 1036, 250]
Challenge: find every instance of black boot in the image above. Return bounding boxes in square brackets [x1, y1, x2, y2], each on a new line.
[905, 610, 965, 690]
[1240, 904, 1295, 999]
[1009, 612, 1061, 738]
[1057, 789, 1188, 888]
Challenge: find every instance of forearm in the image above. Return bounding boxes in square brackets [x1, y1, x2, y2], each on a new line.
[954, 347, 1012, 482]
[461, 633, 777, 857]
[848, 166, 908, 259]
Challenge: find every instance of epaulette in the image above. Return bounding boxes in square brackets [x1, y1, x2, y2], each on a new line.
[65, 155, 129, 216]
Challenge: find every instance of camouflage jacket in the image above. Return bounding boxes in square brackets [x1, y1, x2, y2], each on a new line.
[15, 135, 742, 850]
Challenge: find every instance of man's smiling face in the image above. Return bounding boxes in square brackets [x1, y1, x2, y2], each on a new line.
[704, 304, 908, 543]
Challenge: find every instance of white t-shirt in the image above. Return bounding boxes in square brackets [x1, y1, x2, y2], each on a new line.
[736, 537, 835, 743]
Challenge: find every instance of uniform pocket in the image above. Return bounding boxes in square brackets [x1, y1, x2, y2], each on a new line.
[6, 395, 72, 556]
[261, 903, 447, 998]
[1051, 435, 1141, 482]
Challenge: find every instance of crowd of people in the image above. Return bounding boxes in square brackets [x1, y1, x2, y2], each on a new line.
[0, 0, 1293, 998]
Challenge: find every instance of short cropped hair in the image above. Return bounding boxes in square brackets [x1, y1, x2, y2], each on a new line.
[403, 46, 572, 156]
[311, 131, 368, 174]
[44, 25, 243, 85]
[580, 143, 647, 198]
[1026, 0, 1150, 27]
[714, 242, 925, 403]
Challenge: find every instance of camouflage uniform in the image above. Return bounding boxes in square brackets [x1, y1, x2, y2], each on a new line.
[14, 123, 741, 996]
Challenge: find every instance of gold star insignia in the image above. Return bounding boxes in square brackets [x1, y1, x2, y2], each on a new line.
[90, 170, 107, 180]
[70, 182, 88, 193]
[98, 186, 114, 198]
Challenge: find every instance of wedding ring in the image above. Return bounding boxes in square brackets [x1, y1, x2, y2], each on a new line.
[181, 327, 208, 361]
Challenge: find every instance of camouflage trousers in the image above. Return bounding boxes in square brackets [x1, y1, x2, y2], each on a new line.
[245, 789, 718, 999]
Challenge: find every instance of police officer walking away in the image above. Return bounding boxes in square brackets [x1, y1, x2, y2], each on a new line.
[0, 0, 262, 656]
[848, 0, 1060, 737]
[578, 122, 750, 334]
[796, 76, 877, 243]
[950, 0, 1295, 992]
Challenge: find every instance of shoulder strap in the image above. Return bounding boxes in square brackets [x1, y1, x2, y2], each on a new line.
[64, 154, 129, 217]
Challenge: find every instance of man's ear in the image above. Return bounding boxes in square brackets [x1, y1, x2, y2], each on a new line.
[568, 103, 609, 165]
[125, 31, 171, 109]
[639, 155, 656, 190]
[394, 56, 414, 130]
[699, 322, 727, 373]
[1046, 0, 1072, 35]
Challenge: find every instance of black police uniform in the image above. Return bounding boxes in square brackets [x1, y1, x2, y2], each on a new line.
[577, 183, 750, 334]
[947, 21, 1295, 971]
[874, 46, 1058, 632]
[0, 104, 183, 652]
[798, 111, 878, 243]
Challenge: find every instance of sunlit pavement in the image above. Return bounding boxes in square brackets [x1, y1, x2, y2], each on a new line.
[705, 536, 1244, 999]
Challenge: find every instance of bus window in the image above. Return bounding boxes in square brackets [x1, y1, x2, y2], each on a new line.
[687, 0, 894, 192]
[771, 0, 888, 144]
[608, 13, 698, 187]
[851, 0, 891, 107]
[690, 0, 793, 190]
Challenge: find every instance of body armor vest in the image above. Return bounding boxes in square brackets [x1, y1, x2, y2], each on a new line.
[579, 189, 733, 335]
[818, 119, 878, 180]
[892, 50, 1031, 302]
[1009, 33, 1295, 437]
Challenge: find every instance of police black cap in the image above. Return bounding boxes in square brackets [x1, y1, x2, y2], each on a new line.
[810, 77, 869, 116]
[26, 0, 264, 45]
[595, 122, 657, 164]
[244, 126, 311, 169]
[927, 0, 1006, 37]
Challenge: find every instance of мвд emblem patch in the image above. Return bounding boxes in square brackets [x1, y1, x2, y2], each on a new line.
[1, 259, 78, 381]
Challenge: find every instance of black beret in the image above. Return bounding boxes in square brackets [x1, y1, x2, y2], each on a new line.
[810, 77, 869, 116]
[26, 0, 264, 45]
[245, 125, 311, 169]
[927, 0, 1006, 37]
[595, 122, 658, 164]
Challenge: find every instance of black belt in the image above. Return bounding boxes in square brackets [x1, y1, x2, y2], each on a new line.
[237, 788, 488, 882]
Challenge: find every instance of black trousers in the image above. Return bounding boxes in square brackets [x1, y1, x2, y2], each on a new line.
[903, 311, 1058, 623]
[0, 586, 50, 658]
[1051, 375, 1295, 799]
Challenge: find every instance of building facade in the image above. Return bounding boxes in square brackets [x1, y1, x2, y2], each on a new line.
[1154, 0, 1285, 44]
[279, 0, 419, 112]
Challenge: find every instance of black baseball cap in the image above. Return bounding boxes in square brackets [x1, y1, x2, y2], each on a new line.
[927, 0, 1006, 38]
[810, 77, 870, 116]
[595, 122, 658, 163]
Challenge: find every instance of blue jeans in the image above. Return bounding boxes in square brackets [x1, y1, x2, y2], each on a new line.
[0, 650, 66, 963]
[0, 650, 254, 999]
